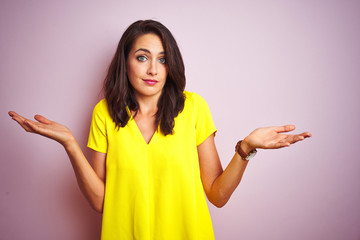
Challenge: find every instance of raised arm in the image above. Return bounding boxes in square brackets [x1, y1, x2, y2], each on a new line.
[198, 125, 311, 208]
[8, 111, 105, 213]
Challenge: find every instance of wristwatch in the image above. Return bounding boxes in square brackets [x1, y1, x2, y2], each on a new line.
[235, 140, 257, 161]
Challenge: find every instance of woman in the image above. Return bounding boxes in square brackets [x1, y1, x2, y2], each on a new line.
[9, 20, 311, 239]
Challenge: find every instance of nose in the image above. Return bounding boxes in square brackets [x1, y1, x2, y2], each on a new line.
[147, 60, 158, 76]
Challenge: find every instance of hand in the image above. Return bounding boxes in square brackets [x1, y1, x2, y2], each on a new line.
[242, 125, 312, 152]
[8, 111, 75, 148]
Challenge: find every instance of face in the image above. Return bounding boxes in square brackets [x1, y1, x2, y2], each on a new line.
[127, 33, 167, 100]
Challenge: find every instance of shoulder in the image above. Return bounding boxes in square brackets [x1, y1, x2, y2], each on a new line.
[92, 99, 111, 120]
[184, 91, 210, 110]
[93, 99, 108, 112]
[184, 91, 207, 105]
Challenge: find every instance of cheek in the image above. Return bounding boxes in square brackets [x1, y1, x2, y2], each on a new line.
[161, 66, 168, 78]
[126, 67, 137, 85]
[127, 64, 136, 77]
[127, 59, 142, 74]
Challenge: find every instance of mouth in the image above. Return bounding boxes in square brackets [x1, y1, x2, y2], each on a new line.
[143, 79, 158, 86]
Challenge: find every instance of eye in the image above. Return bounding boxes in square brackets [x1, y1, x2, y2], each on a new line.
[137, 56, 147, 62]
[159, 57, 166, 64]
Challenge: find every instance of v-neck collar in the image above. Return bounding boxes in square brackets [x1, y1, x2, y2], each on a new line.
[127, 106, 158, 146]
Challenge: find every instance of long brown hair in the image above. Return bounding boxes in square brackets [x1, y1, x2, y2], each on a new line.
[104, 20, 186, 136]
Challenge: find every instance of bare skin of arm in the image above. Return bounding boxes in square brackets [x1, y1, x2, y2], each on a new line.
[198, 125, 312, 208]
[8, 111, 106, 213]
[9, 111, 311, 210]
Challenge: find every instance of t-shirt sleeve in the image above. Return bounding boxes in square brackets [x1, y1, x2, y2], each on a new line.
[193, 93, 217, 146]
[87, 99, 108, 153]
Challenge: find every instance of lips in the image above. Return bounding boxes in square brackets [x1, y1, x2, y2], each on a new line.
[143, 79, 158, 86]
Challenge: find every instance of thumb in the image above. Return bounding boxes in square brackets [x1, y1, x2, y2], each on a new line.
[34, 115, 52, 124]
[275, 125, 296, 133]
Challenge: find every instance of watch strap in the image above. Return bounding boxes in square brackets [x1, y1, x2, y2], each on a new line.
[235, 140, 257, 160]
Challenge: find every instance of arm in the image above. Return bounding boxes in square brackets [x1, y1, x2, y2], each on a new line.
[198, 125, 311, 208]
[8, 111, 105, 213]
[65, 142, 106, 213]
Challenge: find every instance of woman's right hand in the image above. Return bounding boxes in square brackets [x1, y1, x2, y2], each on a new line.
[8, 111, 75, 148]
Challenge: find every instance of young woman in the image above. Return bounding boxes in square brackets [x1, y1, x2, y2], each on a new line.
[9, 20, 311, 240]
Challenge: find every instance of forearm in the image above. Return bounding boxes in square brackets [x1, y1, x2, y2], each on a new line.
[200, 125, 311, 208]
[208, 152, 248, 208]
[8, 111, 105, 211]
[64, 139, 105, 213]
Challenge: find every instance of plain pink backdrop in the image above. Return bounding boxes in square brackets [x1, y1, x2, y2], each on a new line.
[1, 0, 359, 239]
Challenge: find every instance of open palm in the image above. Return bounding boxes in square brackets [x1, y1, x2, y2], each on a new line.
[245, 125, 312, 150]
[8, 111, 74, 147]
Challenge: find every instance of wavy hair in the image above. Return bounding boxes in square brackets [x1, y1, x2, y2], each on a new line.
[104, 20, 186, 135]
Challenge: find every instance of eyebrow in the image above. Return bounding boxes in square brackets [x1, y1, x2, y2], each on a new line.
[134, 48, 165, 55]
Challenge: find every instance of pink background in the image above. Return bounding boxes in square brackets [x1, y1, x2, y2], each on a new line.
[1, 0, 359, 239]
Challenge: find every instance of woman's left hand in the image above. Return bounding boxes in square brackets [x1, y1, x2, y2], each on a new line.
[243, 125, 312, 151]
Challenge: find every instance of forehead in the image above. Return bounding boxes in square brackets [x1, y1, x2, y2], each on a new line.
[131, 33, 164, 53]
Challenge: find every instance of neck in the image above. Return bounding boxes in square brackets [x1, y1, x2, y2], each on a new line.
[134, 94, 160, 117]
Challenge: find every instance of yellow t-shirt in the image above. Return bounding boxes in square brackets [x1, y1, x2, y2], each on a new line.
[87, 91, 217, 240]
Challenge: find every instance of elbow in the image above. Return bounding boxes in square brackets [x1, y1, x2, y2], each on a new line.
[212, 201, 226, 208]
[208, 189, 230, 208]
[87, 194, 104, 213]
[95, 207, 103, 214]
[211, 198, 228, 208]
[82, 189, 104, 213]
[91, 202, 104, 213]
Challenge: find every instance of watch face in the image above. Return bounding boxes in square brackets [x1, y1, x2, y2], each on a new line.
[246, 150, 257, 160]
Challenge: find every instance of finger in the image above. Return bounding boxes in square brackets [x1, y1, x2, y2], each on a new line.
[9, 111, 60, 139]
[284, 135, 306, 145]
[273, 141, 291, 149]
[14, 118, 34, 132]
[300, 132, 312, 138]
[9, 112, 33, 132]
[34, 114, 52, 124]
[23, 119, 50, 136]
[9, 111, 25, 121]
[8, 111, 17, 117]
[274, 125, 296, 133]
[261, 134, 289, 149]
